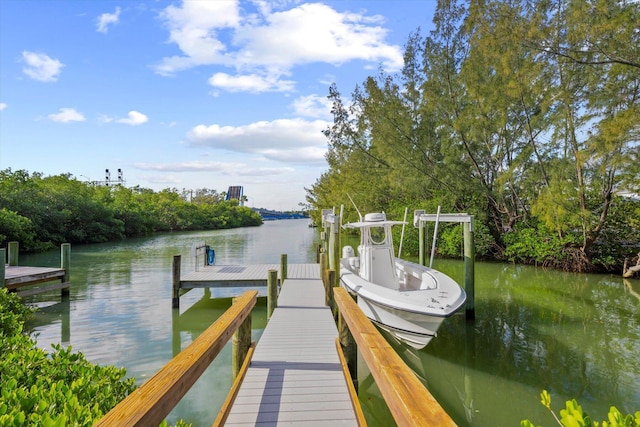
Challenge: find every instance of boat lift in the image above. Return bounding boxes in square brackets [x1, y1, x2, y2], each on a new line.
[413, 210, 475, 320]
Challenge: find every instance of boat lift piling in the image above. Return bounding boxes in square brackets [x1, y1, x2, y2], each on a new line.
[414, 210, 475, 320]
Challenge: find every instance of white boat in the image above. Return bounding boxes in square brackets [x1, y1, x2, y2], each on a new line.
[339, 212, 466, 349]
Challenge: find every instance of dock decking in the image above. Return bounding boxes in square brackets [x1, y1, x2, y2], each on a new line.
[224, 277, 359, 426]
[3, 265, 69, 297]
[180, 263, 320, 289]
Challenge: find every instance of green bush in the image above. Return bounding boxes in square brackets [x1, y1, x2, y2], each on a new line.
[0, 289, 135, 426]
[521, 390, 640, 427]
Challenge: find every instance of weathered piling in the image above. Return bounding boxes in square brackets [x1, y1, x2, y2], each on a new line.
[8, 241, 18, 266]
[463, 221, 475, 319]
[267, 269, 278, 319]
[172, 255, 181, 309]
[61, 243, 70, 297]
[280, 254, 288, 281]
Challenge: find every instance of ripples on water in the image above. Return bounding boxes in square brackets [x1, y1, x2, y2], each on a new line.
[20, 219, 640, 426]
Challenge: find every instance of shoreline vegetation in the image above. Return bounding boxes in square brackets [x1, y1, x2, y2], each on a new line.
[0, 168, 263, 254]
[304, 0, 639, 275]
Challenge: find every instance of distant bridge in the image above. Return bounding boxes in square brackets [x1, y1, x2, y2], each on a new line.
[253, 208, 307, 220]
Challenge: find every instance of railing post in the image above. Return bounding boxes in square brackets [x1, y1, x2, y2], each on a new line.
[267, 269, 278, 319]
[280, 253, 288, 281]
[60, 243, 70, 297]
[232, 296, 252, 380]
[338, 291, 357, 391]
[464, 220, 475, 320]
[8, 241, 18, 266]
[172, 255, 181, 309]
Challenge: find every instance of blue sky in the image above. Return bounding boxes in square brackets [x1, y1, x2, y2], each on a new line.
[0, 0, 435, 210]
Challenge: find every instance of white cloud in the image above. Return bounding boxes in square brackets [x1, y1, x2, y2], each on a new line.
[208, 72, 295, 93]
[116, 111, 148, 125]
[0, 103, 7, 111]
[97, 7, 121, 33]
[291, 94, 332, 119]
[48, 108, 85, 123]
[154, 1, 403, 91]
[154, 1, 240, 75]
[22, 51, 64, 82]
[186, 118, 328, 163]
[134, 160, 293, 176]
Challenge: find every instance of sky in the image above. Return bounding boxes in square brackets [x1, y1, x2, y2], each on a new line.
[0, 0, 435, 211]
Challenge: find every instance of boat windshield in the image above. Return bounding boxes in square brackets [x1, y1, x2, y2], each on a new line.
[369, 226, 387, 245]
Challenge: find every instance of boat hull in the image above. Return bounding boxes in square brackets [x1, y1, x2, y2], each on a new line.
[340, 257, 466, 349]
[356, 296, 442, 349]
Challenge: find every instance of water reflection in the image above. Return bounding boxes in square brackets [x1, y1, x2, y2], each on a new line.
[359, 261, 640, 426]
[18, 221, 639, 426]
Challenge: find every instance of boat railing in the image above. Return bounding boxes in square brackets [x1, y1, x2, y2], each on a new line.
[94, 290, 257, 426]
[334, 286, 456, 426]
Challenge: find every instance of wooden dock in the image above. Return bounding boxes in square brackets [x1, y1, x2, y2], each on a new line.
[1, 243, 70, 298]
[3, 265, 68, 297]
[220, 278, 361, 426]
[99, 249, 455, 426]
[172, 253, 319, 307]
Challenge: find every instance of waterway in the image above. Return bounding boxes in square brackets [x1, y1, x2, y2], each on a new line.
[19, 219, 640, 426]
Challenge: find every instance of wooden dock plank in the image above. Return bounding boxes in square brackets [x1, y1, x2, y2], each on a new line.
[4, 265, 66, 288]
[224, 278, 358, 426]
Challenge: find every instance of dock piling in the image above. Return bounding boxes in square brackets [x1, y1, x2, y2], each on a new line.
[172, 255, 181, 309]
[61, 243, 70, 297]
[267, 269, 278, 319]
[8, 241, 18, 266]
[279, 254, 287, 281]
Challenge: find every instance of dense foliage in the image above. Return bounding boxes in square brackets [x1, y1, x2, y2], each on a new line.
[306, 0, 640, 272]
[0, 168, 263, 252]
[0, 288, 136, 425]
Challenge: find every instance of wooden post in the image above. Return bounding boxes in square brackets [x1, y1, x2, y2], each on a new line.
[464, 220, 475, 320]
[61, 243, 70, 297]
[333, 215, 341, 286]
[8, 241, 18, 266]
[280, 253, 288, 282]
[327, 269, 336, 318]
[172, 255, 181, 309]
[232, 296, 252, 380]
[267, 269, 278, 319]
[0, 248, 5, 287]
[319, 252, 329, 306]
[338, 291, 357, 391]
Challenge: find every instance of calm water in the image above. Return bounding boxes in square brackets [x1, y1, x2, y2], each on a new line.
[20, 219, 640, 426]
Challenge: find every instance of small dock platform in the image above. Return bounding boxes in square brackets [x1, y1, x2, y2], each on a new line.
[181, 263, 319, 289]
[222, 277, 360, 426]
[1, 243, 70, 298]
[172, 252, 319, 307]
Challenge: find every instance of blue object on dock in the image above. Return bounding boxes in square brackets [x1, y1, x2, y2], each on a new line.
[206, 247, 216, 265]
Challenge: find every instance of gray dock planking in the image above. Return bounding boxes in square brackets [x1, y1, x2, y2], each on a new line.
[224, 278, 358, 426]
[180, 263, 319, 289]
